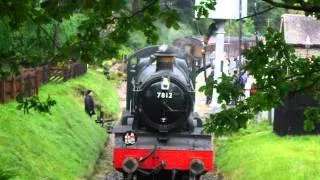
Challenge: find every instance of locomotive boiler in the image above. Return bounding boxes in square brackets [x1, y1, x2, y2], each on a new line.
[112, 45, 214, 180]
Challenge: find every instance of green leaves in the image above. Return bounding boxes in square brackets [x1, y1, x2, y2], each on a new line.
[0, 0, 220, 78]
[204, 104, 254, 136]
[304, 107, 320, 132]
[16, 94, 57, 114]
[199, 77, 216, 97]
[199, 73, 245, 105]
[160, 9, 180, 30]
[194, 0, 216, 19]
[204, 28, 320, 136]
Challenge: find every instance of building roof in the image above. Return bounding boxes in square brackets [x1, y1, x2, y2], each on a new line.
[281, 14, 320, 47]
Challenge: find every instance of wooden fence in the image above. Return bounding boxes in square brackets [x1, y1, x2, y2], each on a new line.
[49, 63, 88, 82]
[0, 62, 87, 103]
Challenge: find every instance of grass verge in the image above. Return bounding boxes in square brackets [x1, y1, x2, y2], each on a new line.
[0, 69, 119, 179]
[215, 122, 320, 180]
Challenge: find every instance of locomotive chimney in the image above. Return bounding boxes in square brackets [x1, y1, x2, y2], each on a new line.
[155, 45, 175, 71]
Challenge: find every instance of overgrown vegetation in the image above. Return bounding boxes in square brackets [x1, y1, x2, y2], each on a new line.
[215, 122, 320, 180]
[0, 69, 119, 179]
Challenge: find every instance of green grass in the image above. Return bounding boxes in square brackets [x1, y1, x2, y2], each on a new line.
[0, 69, 119, 180]
[215, 122, 320, 180]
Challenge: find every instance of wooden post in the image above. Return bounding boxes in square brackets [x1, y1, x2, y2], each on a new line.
[20, 74, 24, 96]
[63, 67, 68, 81]
[0, 80, 5, 103]
[78, 64, 81, 75]
[26, 74, 32, 97]
[43, 65, 46, 83]
[71, 63, 75, 78]
[46, 65, 49, 83]
[82, 63, 85, 74]
[77, 63, 80, 76]
[12, 76, 16, 99]
[38, 67, 43, 85]
[35, 70, 39, 95]
[75, 63, 79, 77]
[69, 64, 72, 78]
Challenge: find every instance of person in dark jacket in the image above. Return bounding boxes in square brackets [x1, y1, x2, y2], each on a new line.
[84, 90, 95, 117]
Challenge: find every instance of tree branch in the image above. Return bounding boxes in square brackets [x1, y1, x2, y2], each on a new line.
[128, 0, 158, 18]
[237, 6, 275, 21]
[110, 0, 158, 22]
[255, 68, 320, 91]
[26, 13, 59, 52]
[262, 0, 320, 13]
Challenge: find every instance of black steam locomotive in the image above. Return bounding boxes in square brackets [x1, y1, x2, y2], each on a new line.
[113, 45, 214, 180]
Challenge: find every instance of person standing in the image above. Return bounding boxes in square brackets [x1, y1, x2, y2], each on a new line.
[239, 70, 248, 89]
[84, 90, 95, 117]
[228, 58, 237, 76]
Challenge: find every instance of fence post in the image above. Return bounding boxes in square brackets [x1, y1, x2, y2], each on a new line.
[76, 63, 79, 76]
[35, 70, 39, 95]
[77, 63, 80, 76]
[46, 64, 50, 83]
[12, 76, 17, 99]
[39, 67, 43, 85]
[20, 74, 24, 96]
[25, 74, 32, 97]
[77, 63, 79, 76]
[71, 63, 75, 78]
[63, 66, 68, 81]
[80, 64, 83, 75]
[0, 80, 5, 103]
[81, 64, 84, 75]
[69, 64, 73, 78]
[77, 64, 80, 75]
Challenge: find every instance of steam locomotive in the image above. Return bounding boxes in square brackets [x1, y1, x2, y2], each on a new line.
[112, 45, 214, 180]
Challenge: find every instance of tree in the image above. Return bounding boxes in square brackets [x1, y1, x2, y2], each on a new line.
[1, 0, 216, 79]
[262, 0, 320, 16]
[201, 0, 320, 136]
[247, 0, 285, 36]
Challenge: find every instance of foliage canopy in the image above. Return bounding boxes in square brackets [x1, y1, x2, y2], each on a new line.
[201, 28, 320, 136]
[0, 0, 215, 79]
[199, 0, 320, 136]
